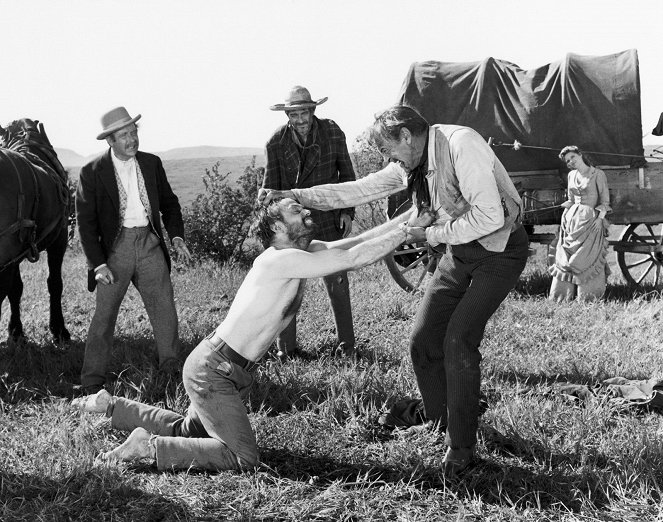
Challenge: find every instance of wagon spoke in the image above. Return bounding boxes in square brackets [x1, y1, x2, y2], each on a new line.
[392, 246, 427, 257]
[646, 224, 656, 243]
[414, 267, 428, 288]
[630, 231, 651, 244]
[635, 261, 655, 285]
[385, 242, 436, 292]
[400, 257, 426, 272]
[625, 257, 654, 269]
[617, 223, 663, 288]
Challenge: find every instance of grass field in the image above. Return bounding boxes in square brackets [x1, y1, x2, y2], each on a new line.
[1, 229, 662, 520]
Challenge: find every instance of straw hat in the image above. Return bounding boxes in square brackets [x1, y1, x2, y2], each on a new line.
[96, 106, 141, 140]
[269, 86, 327, 111]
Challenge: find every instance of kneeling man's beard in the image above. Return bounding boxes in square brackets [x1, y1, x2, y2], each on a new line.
[287, 221, 318, 243]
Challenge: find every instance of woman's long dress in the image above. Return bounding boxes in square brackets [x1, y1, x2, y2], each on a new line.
[549, 167, 611, 300]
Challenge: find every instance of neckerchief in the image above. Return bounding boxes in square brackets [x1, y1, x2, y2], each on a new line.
[407, 133, 430, 212]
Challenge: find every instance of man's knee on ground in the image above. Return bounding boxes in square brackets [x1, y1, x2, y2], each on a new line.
[227, 445, 259, 471]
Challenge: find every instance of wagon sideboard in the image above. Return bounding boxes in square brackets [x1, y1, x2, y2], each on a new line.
[509, 161, 663, 226]
[603, 162, 663, 224]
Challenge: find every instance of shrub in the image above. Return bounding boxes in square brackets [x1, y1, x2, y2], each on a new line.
[350, 131, 389, 232]
[183, 158, 264, 263]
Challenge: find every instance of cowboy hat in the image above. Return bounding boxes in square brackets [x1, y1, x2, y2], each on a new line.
[269, 86, 328, 111]
[96, 106, 142, 140]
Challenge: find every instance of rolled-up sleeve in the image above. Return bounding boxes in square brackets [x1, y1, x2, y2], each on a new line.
[292, 162, 407, 211]
[425, 130, 505, 246]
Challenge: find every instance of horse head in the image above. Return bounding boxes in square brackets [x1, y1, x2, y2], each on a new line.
[0, 118, 67, 181]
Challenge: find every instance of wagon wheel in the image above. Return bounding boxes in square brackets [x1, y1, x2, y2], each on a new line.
[616, 223, 663, 288]
[384, 242, 438, 292]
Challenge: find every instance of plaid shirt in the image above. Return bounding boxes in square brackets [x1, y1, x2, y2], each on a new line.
[263, 117, 356, 241]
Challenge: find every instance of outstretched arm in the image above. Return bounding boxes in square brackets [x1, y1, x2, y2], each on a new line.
[259, 225, 408, 280]
[256, 209, 436, 280]
[308, 207, 434, 252]
[257, 162, 407, 209]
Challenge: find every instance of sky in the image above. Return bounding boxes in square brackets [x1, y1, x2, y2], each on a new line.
[2, 0, 662, 157]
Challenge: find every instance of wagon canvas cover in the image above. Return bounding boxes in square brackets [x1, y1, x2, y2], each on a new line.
[398, 49, 644, 170]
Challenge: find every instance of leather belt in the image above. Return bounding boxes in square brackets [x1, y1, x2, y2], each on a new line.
[205, 333, 258, 372]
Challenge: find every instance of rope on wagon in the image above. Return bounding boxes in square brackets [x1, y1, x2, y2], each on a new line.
[487, 138, 663, 162]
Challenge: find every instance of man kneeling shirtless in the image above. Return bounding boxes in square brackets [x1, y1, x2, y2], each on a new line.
[72, 198, 433, 472]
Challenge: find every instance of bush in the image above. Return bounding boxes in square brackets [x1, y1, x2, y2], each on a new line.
[183, 158, 263, 263]
[350, 131, 389, 232]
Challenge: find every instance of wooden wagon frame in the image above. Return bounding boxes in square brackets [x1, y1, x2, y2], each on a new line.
[384, 150, 663, 292]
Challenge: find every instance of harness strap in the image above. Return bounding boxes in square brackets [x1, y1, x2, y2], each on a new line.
[0, 148, 48, 269]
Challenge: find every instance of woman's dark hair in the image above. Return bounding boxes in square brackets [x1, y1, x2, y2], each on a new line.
[559, 145, 594, 167]
[368, 105, 429, 149]
[250, 199, 284, 249]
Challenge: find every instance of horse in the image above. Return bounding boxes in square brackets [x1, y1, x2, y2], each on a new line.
[0, 119, 71, 343]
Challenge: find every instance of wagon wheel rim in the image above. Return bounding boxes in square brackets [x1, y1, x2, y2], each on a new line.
[384, 242, 435, 292]
[616, 223, 663, 288]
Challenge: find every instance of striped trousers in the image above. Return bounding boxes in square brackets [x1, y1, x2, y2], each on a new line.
[409, 226, 529, 449]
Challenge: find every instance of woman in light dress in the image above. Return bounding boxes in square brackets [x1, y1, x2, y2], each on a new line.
[549, 146, 611, 301]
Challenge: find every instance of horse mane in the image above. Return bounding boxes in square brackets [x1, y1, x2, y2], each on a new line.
[0, 119, 68, 181]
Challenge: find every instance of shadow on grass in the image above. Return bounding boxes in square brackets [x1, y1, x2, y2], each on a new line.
[249, 358, 395, 418]
[257, 424, 615, 513]
[0, 337, 84, 401]
[0, 469, 189, 520]
[489, 369, 601, 388]
[603, 282, 663, 302]
[514, 269, 553, 297]
[0, 335, 199, 405]
[513, 269, 662, 302]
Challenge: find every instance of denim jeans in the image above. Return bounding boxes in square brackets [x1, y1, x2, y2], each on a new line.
[409, 225, 529, 448]
[110, 338, 257, 471]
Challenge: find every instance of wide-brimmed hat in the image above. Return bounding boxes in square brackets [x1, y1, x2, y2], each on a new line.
[96, 106, 142, 140]
[269, 86, 328, 111]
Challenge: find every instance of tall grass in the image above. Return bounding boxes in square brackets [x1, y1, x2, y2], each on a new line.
[1, 246, 662, 521]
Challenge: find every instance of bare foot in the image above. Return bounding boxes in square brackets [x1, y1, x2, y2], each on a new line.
[99, 427, 156, 463]
[72, 389, 113, 413]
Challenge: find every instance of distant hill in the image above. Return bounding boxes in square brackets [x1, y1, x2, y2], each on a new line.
[55, 145, 263, 167]
[158, 146, 263, 161]
[160, 155, 264, 207]
[56, 148, 88, 167]
[64, 154, 265, 208]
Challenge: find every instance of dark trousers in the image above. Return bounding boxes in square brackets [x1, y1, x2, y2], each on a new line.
[409, 226, 528, 448]
[277, 271, 355, 352]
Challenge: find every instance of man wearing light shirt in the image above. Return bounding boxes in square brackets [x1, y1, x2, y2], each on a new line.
[259, 105, 529, 478]
[76, 107, 192, 394]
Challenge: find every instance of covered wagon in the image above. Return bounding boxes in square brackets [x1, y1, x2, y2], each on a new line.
[385, 49, 663, 291]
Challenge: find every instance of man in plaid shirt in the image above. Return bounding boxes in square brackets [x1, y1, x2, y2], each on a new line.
[262, 86, 356, 359]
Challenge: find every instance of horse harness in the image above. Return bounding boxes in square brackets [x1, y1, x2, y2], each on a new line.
[0, 147, 69, 271]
